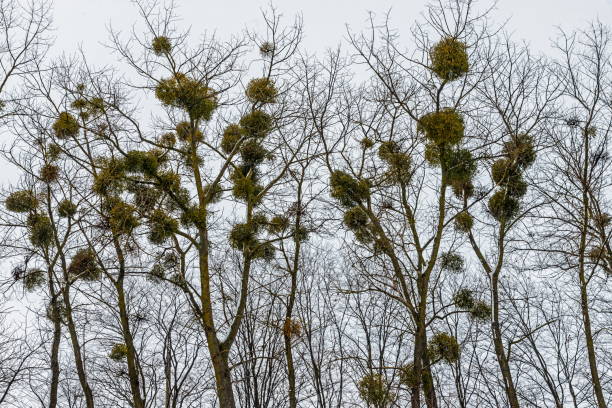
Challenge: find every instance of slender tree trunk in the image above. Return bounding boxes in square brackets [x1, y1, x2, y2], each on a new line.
[579, 276, 606, 408]
[578, 130, 607, 408]
[283, 274, 298, 408]
[62, 289, 95, 408]
[113, 238, 146, 408]
[491, 273, 520, 408]
[47, 278, 61, 408]
[284, 187, 303, 408]
[116, 283, 146, 408]
[415, 293, 438, 408]
[198, 229, 237, 408]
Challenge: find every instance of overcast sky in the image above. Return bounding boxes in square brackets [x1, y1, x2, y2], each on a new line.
[52, 0, 612, 63]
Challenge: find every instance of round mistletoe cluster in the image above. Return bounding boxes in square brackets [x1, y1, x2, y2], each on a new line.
[52, 112, 79, 139]
[357, 373, 396, 407]
[329, 170, 376, 246]
[377, 141, 412, 185]
[439, 251, 465, 273]
[68, 248, 102, 281]
[23, 269, 46, 292]
[92, 146, 182, 245]
[399, 362, 421, 389]
[228, 213, 275, 261]
[5, 190, 38, 213]
[282, 318, 303, 338]
[109, 343, 128, 361]
[155, 73, 217, 121]
[430, 37, 469, 82]
[151, 36, 172, 56]
[488, 134, 536, 222]
[418, 109, 476, 200]
[453, 288, 491, 321]
[428, 332, 460, 364]
[5, 190, 54, 248]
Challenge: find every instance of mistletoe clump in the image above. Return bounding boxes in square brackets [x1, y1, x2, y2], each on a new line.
[23, 269, 45, 291]
[155, 74, 217, 121]
[259, 41, 275, 57]
[52, 112, 79, 139]
[252, 241, 276, 261]
[229, 215, 272, 259]
[443, 148, 477, 196]
[268, 215, 289, 234]
[239, 110, 273, 139]
[488, 190, 519, 222]
[151, 36, 172, 55]
[343, 206, 373, 243]
[491, 159, 522, 187]
[5, 190, 38, 213]
[130, 186, 158, 212]
[57, 199, 77, 218]
[124, 150, 159, 176]
[399, 363, 420, 389]
[424, 142, 442, 166]
[109, 343, 128, 361]
[92, 157, 127, 196]
[40, 164, 60, 183]
[246, 78, 278, 104]
[588, 245, 607, 261]
[230, 170, 263, 205]
[454, 211, 473, 233]
[418, 108, 465, 146]
[439, 251, 465, 273]
[221, 124, 245, 153]
[469, 300, 491, 321]
[291, 226, 309, 242]
[430, 37, 469, 81]
[593, 213, 611, 229]
[453, 288, 475, 309]
[157, 171, 182, 194]
[68, 249, 101, 281]
[229, 222, 258, 250]
[148, 209, 178, 244]
[361, 137, 375, 149]
[47, 143, 63, 161]
[282, 318, 303, 338]
[175, 121, 204, 144]
[428, 332, 460, 363]
[27, 214, 53, 247]
[357, 373, 396, 408]
[159, 132, 176, 147]
[378, 141, 412, 184]
[45, 301, 68, 324]
[488, 133, 537, 222]
[329, 170, 370, 208]
[240, 140, 268, 170]
[108, 201, 139, 235]
[503, 133, 536, 169]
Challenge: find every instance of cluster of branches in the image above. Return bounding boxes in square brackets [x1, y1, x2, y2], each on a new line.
[0, 1, 610, 407]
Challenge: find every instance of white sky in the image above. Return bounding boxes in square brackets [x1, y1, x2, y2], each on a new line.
[52, 0, 612, 62]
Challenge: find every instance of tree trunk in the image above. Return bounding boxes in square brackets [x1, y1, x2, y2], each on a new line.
[116, 283, 146, 408]
[491, 274, 520, 408]
[210, 343, 236, 408]
[113, 236, 146, 408]
[62, 289, 95, 408]
[47, 277, 61, 408]
[578, 264, 607, 408]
